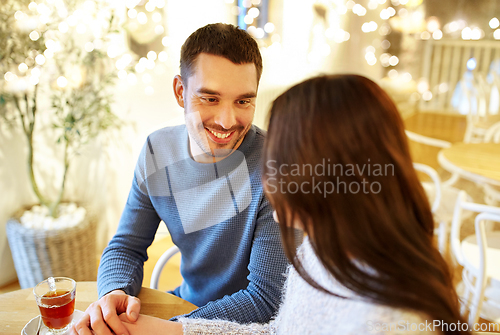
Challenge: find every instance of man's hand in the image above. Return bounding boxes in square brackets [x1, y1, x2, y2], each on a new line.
[118, 314, 183, 335]
[70, 289, 141, 335]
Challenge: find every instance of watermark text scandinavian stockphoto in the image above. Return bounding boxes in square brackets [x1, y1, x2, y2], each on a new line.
[265, 159, 394, 197]
[366, 320, 500, 333]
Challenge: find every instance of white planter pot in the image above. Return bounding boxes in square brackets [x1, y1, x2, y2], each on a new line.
[6, 207, 97, 289]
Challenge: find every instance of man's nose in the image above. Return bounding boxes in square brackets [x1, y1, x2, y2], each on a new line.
[214, 103, 237, 130]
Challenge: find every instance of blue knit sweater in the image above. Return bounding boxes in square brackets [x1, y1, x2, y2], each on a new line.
[97, 124, 290, 323]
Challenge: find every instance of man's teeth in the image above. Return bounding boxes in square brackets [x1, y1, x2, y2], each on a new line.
[209, 129, 231, 139]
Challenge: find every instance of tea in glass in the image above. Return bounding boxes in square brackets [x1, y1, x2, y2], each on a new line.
[33, 277, 76, 334]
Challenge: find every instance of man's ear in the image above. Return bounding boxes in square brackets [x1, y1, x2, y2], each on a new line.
[173, 75, 185, 108]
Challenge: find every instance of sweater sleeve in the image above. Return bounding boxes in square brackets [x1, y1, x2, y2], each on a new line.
[171, 195, 292, 323]
[180, 317, 276, 335]
[97, 140, 161, 298]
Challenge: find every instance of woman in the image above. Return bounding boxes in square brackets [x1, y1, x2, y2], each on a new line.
[117, 75, 468, 334]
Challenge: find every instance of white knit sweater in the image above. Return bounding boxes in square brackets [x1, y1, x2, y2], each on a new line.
[179, 237, 438, 335]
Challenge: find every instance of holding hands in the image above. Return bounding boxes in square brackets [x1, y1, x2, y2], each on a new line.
[70, 290, 141, 335]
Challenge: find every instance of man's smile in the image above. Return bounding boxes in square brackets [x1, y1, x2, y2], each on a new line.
[205, 127, 235, 143]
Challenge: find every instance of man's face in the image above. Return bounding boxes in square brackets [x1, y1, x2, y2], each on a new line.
[174, 53, 258, 162]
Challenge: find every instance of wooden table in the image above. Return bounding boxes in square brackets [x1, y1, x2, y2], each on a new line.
[0, 281, 197, 335]
[438, 143, 500, 187]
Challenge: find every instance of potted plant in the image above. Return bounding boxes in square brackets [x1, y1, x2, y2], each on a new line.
[0, 0, 127, 288]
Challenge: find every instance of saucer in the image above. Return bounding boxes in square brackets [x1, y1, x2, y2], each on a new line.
[22, 310, 84, 335]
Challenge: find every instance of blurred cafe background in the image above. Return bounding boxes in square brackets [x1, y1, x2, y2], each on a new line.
[1, 0, 500, 325]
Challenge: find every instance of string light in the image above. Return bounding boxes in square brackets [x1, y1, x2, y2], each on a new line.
[29, 31, 40, 41]
[389, 55, 399, 66]
[128, 9, 137, 19]
[427, 17, 440, 32]
[461, 27, 472, 40]
[388, 69, 398, 78]
[18, 63, 28, 72]
[417, 80, 429, 93]
[422, 91, 432, 101]
[489, 18, 500, 29]
[398, 8, 408, 18]
[145, 2, 155, 12]
[365, 51, 377, 65]
[362, 21, 378, 33]
[28, 2, 38, 11]
[57, 76, 68, 88]
[368, 1, 378, 10]
[432, 29, 443, 40]
[264, 22, 275, 33]
[242, 0, 252, 8]
[254, 28, 265, 39]
[380, 9, 390, 20]
[352, 4, 367, 16]
[244, 15, 253, 25]
[438, 83, 449, 93]
[380, 53, 391, 67]
[470, 27, 483, 40]
[248, 7, 259, 18]
[4, 72, 17, 81]
[12, 0, 498, 92]
[420, 31, 431, 40]
[401, 72, 412, 82]
[35, 54, 46, 65]
[147, 51, 157, 61]
[15, 11, 25, 20]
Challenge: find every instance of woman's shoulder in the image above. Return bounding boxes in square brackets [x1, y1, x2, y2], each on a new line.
[287, 239, 440, 334]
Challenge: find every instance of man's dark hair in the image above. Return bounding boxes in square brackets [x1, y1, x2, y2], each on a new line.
[180, 23, 262, 85]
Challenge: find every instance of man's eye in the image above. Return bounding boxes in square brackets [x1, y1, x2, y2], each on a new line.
[202, 97, 217, 103]
[237, 100, 251, 105]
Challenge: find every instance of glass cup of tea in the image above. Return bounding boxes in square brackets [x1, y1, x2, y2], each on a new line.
[33, 277, 76, 334]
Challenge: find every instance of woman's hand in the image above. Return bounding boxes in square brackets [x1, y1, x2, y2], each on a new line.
[118, 313, 183, 335]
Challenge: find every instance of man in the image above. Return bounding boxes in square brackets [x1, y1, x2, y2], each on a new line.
[73, 23, 290, 335]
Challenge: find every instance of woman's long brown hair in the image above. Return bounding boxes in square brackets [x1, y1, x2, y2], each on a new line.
[262, 75, 468, 334]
